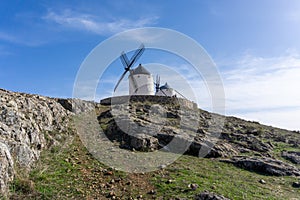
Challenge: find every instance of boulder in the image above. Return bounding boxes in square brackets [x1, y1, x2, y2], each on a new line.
[221, 156, 300, 176]
[282, 151, 300, 164]
[129, 134, 159, 151]
[188, 141, 238, 158]
[195, 191, 230, 200]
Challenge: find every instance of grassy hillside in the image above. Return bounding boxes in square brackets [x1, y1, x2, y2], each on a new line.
[4, 98, 300, 199]
[8, 132, 299, 200]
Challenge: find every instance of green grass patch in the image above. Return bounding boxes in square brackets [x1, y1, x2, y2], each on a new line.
[152, 155, 300, 200]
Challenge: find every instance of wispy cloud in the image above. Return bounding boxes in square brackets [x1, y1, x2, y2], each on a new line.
[0, 32, 16, 43]
[220, 51, 300, 130]
[0, 31, 46, 46]
[43, 9, 159, 35]
[0, 45, 13, 56]
[0, 8, 159, 46]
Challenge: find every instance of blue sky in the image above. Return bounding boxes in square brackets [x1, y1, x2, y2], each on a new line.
[1, 0, 300, 130]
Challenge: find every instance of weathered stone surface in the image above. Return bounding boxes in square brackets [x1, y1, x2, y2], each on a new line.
[221, 156, 300, 176]
[98, 97, 299, 163]
[195, 191, 230, 200]
[0, 142, 14, 196]
[98, 101, 227, 158]
[221, 132, 272, 153]
[129, 134, 159, 151]
[98, 98, 283, 160]
[188, 141, 239, 158]
[282, 151, 300, 164]
[57, 98, 95, 114]
[0, 88, 72, 196]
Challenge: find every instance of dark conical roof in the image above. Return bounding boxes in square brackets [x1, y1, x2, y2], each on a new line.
[160, 82, 171, 90]
[131, 64, 151, 75]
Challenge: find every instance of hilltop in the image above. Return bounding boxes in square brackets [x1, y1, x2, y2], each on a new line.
[0, 88, 299, 199]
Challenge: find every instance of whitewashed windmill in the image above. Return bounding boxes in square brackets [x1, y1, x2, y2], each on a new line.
[156, 82, 175, 96]
[128, 64, 154, 95]
[114, 44, 154, 95]
[154, 75, 187, 99]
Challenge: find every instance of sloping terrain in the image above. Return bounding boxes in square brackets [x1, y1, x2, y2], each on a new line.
[97, 99, 300, 175]
[0, 89, 299, 199]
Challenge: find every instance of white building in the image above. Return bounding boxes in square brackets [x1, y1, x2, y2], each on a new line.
[156, 82, 176, 97]
[129, 64, 154, 95]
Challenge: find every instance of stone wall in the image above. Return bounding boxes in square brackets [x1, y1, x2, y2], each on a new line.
[100, 95, 198, 110]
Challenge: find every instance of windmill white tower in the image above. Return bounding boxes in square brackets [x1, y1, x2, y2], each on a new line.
[129, 64, 154, 95]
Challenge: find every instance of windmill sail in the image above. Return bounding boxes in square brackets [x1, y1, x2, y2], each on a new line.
[120, 52, 130, 69]
[174, 89, 187, 99]
[128, 44, 145, 67]
[155, 75, 160, 93]
[160, 88, 168, 96]
[114, 44, 145, 92]
[114, 70, 128, 92]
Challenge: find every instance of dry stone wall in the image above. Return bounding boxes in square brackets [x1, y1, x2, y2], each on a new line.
[100, 95, 198, 110]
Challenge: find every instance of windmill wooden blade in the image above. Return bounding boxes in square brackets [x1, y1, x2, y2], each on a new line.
[155, 75, 160, 93]
[120, 51, 130, 68]
[156, 75, 160, 85]
[160, 88, 168, 96]
[114, 44, 145, 93]
[174, 89, 187, 99]
[128, 44, 145, 67]
[114, 70, 128, 92]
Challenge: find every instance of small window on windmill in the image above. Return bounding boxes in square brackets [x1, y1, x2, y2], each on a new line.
[137, 75, 140, 78]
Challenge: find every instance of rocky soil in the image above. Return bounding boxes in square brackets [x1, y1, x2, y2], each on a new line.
[0, 88, 299, 199]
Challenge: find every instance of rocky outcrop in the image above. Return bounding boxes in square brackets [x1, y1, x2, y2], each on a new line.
[97, 101, 242, 159]
[0, 142, 14, 196]
[282, 151, 300, 164]
[0, 89, 72, 196]
[97, 102, 231, 157]
[195, 191, 230, 200]
[56, 98, 95, 114]
[221, 156, 300, 176]
[188, 141, 239, 158]
[97, 104, 196, 153]
[96, 98, 300, 166]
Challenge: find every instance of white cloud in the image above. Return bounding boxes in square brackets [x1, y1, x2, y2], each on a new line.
[220, 51, 300, 130]
[236, 108, 300, 131]
[44, 9, 158, 35]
